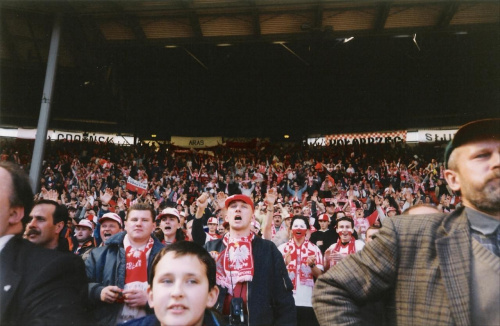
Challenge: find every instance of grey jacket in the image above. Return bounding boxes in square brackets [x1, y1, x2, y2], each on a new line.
[85, 231, 164, 325]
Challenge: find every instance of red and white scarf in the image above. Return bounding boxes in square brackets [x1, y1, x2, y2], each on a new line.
[118, 235, 154, 323]
[283, 239, 322, 291]
[215, 233, 255, 295]
[329, 236, 356, 267]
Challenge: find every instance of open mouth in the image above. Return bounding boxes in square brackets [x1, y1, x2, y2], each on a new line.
[165, 226, 172, 230]
[103, 232, 112, 237]
[235, 216, 242, 221]
[168, 304, 188, 312]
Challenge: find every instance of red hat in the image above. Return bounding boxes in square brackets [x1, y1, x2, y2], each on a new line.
[225, 194, 254, 211]
[318, 214, 330, 222]
[98, 212, 123, 227]
[292, 201, 301, 208]
[284, 213, 293, 220]
[387, 207, 397, 213]
[76, 219, 94, 231]
[207, 217, 218, 225]
[156, 207, 180, 221]
[273, 212, 282, 217]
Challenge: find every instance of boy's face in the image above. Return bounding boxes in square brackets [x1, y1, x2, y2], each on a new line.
[148, 252, 219, 326]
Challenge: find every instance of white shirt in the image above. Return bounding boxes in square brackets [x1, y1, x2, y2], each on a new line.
[0, 234, 15, 254]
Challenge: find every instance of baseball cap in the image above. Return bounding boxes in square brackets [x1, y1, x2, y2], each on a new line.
[318, 214, 330, 222]
[76, 219, 94, 231]
[98, 212, 123, 227]
[224, 194, 254, 211]
[207, 217, 218, 225]
[444, 119, 500, 168]
[292, 201, 301, 208]
[156, 207, 180, 221]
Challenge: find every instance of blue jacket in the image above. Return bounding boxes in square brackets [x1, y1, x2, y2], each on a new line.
[204, 236, 296, 326]
[85, 231, 164, 325]
[119, 309, 224, 326]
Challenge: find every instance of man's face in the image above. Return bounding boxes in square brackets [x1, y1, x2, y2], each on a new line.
[148, 252, 219, 326]
[318, 219, 329, 231]
[326, 204, 334, 213]
[100, 220, 121, 242]
[445, 140, 500, 216]
[75, 226, 92, 243]
[273, 214, 282, 227]
[293, 206, 302, 215]
[0, 167, 16, 237]
[366, 228, 380, 243]
[26, 203, 62, 249]
[226, 200, 253, 232]
[160, 215, 180, 237]
[355, 209, 364, 218]
[337, 220, 353, 243]
[208, 223, 218, 233]
[125, 210, 155, 244]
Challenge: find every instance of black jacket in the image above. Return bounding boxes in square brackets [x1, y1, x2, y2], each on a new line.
[204, 236, 296, 326]
[0, 236, 89, 325]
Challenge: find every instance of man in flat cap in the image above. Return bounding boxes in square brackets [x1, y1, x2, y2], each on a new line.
[313, 119, 499, 326]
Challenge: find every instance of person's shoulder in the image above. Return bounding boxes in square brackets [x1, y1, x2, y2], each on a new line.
[205, 237, 224, 252]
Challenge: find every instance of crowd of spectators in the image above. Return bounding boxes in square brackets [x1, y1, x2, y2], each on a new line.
[1, 136, 460, 324]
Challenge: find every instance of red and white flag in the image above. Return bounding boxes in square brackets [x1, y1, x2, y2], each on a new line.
[126, 176, 147, 195]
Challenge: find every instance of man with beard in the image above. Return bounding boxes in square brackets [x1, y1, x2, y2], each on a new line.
[25, 199, 71, 251]
[314, 119, 500, 325]
[0, 161, 88, 325]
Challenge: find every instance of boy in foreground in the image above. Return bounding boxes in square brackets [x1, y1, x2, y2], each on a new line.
[122, 241, 222, 326]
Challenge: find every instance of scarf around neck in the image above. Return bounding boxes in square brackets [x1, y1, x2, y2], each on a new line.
[215, 232, 255, 295]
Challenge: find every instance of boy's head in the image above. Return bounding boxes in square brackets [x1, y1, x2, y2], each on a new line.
[148, 241, 219, 326]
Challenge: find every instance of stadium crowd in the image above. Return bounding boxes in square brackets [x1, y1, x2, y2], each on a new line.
[0, 135, 466, 325]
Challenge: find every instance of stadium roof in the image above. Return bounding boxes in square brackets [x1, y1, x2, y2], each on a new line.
[1, 0, 499, 139]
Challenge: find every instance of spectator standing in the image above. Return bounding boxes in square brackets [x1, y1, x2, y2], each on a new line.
[313, 119, 500, 325]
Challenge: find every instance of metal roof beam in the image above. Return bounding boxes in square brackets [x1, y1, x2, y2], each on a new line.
[183, 0, 203, 39]
[375, 2, 391, 31]
[437, 2, 459, 29]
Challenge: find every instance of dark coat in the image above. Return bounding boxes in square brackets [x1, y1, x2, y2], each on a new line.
[0, 236, 89, 325]
[85, 231, 164, 325]
[205, 236, 296, 326]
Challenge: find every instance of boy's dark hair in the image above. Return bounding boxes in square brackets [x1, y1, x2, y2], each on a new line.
[336, 216, 354, 228]
[149, 241, 216, 290]
[290, 215, 310, 230]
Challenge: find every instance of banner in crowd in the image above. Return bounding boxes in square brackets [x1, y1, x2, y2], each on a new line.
[417, 129, 458, 143]
[126, 177, 147, 195]
[0, 127, 133, 145]
[170, 136, 222, 148]
[308, 131, 407, 146]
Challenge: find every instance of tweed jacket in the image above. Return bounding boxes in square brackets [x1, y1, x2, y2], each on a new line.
[313, 207, 473, 326]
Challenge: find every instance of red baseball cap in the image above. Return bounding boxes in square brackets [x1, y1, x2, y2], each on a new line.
[225, 194, 254, 211]
[318, 214, 330, 222]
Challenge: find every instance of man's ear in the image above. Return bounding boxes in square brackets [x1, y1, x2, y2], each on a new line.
[55, 221, 65, 234]
[8, 206, 25, 225]
[206, 285, 220, 309]
[444, 169, 461, 192]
